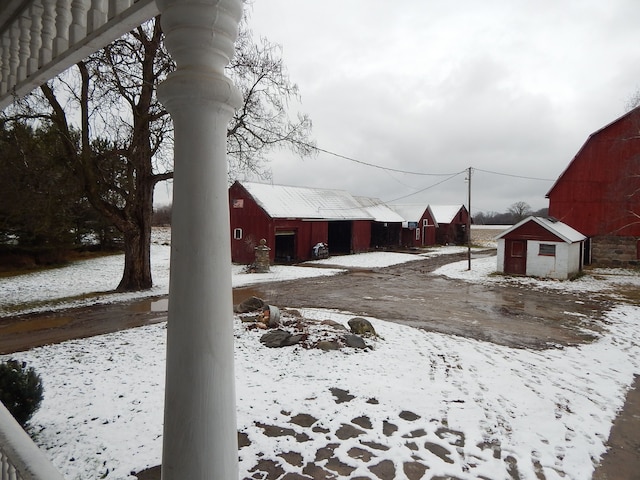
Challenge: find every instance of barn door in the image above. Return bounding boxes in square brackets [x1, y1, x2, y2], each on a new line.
[505, 240, 527, 275]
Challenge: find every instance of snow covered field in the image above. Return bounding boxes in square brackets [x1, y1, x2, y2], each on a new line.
[1, 229, 640, 479]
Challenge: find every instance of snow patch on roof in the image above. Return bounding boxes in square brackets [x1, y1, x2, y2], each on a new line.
[354, 196, 405, 223]
[241, 182, 372, 220]
[388, 204, 428, 224]
[430, 205, 465, 224]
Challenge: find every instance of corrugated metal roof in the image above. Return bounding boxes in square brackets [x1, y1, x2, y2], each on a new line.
[496, 216, 586, 243]
[354, 197, 405, 223]
[241, 182, 373, 220]
[389, 204, 428, 224]
[429, 205, 465, 224]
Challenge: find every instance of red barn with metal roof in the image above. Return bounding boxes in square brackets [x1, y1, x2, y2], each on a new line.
[229, 181, 374, 264]
[546, 107, 640, 264]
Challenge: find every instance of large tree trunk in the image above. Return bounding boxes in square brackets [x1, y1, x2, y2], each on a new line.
[116, 131, 156, 291]
[117, 199, 153, 291]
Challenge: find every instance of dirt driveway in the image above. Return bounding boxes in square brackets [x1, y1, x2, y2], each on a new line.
[238, 252, 612, 350]
[0, 251, 637, 478]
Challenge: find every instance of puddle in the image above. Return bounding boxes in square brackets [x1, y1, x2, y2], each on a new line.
[0, 316, 73, 334]
[128, 298, 169, 313]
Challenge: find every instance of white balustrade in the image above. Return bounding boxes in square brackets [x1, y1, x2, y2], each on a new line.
[108, 0, 132, 19]
[70, 0, 88, 44]
[0, 402, 64, 480]
[52, 0, 71, 56]
[17, 14, 31, 82]
[27, 2, 43, 75]
[87, 0, 107, 34]
[38, 0, 55, 66]
[0, 34, 9, 94]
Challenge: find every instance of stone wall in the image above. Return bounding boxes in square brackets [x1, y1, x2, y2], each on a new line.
[591, 236, 639, 266]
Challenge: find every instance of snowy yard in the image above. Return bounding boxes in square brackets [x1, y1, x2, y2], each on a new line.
[1, 229, 640, 479]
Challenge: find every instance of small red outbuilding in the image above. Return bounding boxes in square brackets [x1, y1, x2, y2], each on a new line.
[496, 216, 586, 280]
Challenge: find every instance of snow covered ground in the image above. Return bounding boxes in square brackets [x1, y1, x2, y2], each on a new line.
[1, 229, 640, 479]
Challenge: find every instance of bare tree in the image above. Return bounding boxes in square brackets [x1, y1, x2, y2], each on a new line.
[4, 14, 313, 291]
[507, 201, 533, 223]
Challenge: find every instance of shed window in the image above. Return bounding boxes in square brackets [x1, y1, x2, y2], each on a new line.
[415, 228, 420, 240]
[233, 228, 243, 240]
[423, 219, 429, 227]
[539, 244, 556, 256]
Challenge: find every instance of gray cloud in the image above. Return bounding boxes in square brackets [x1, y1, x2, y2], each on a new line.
[244, 0, 640, 214]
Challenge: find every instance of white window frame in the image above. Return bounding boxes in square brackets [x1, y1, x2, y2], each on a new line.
[233, 228, 243, 240]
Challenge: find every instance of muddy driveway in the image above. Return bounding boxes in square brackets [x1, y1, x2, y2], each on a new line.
[238, 252, 610, 350]
[0, 251, 611, 355]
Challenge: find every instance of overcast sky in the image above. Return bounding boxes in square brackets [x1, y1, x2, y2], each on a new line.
[232, 0, 640, 214]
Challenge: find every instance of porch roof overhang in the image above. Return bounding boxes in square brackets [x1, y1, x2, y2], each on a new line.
[0, 0, 159, 111]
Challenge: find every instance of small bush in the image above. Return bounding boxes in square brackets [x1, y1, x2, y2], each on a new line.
[0, 359, 44, 427]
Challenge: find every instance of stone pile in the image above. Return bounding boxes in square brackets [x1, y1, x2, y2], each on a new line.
[234, 296, 378, 352]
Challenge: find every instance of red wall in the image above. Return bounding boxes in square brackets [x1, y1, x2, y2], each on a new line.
[436, 207, 470, 245]
[352, 220, 371, 253]
[400, 208, 437, 247]
[502, 220, 563, 242]
[229, 182, 273, 264]
[548, 109, 640, 237]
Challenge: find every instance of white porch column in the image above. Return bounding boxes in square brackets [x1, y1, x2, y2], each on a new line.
[156, 0, 243, 479]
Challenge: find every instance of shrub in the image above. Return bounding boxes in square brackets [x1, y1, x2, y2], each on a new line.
[0, 359, 44, 427]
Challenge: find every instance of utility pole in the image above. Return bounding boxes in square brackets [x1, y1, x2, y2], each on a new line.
[467, 166, 472, 270]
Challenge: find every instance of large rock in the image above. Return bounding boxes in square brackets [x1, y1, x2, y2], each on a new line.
[260, 329, 303, 348]
[348, 317, 377, 337]
[342, 334, 367, 349]
[234, 296, 265, 313]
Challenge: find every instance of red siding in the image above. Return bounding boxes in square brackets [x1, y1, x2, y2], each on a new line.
[548, 108, 640, 237]
[436, 207, 470, 245]
[229, 182, 273, 264]
[502, 220, 563, 243]
[401, 208, 437, 247]
[350, 220, 370, 253]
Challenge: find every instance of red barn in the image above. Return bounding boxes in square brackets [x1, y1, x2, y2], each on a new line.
[229, 181, 373, 264]
[430, 205, 470, 245]
[546, 107, 640, 265]
[389, 204, 438, 247]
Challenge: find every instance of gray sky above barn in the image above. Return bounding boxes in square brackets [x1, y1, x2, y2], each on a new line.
[240, 0, 640, 215]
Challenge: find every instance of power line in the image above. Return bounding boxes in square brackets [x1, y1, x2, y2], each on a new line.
[384, 171, 466, 203]
[245, 122, 459, 177]
[311, 145, 460, 177]
[473, 167, 555, 182]
[246, 122, 557, 182]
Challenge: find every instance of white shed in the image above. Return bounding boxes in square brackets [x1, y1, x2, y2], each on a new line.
[495, 216, 586, 280]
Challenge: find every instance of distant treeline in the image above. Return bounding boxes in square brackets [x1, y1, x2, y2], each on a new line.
[473, 207, 548, 225]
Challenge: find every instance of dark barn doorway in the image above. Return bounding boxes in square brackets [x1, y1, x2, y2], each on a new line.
[275, 230, 296, 262]
[328, 221, 352, 254]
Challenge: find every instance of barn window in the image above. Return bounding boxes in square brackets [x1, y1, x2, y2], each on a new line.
[233, 228, 243, 240]
[539, 244, 556, 256]
[423, 219, 429, 227]
[415, 228, 420, 240]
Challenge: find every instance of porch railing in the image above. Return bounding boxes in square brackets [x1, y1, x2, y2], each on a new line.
[0, 402, 64, 480]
